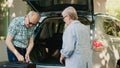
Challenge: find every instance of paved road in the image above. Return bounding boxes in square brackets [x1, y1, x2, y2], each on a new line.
[0, 40, 8, 62]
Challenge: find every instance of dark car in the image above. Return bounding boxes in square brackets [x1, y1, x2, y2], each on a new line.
[24, 0, 120, 68]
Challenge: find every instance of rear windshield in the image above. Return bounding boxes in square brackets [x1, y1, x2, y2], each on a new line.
[39, 0, 87, 7]
[27, 0, 89, 12]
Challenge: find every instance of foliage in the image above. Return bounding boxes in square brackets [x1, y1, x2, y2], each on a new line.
[104, 18, 120, 37]
[0, 0, 7, 21]
[0, 0, 8, 36]
[106, 0, 120, 19]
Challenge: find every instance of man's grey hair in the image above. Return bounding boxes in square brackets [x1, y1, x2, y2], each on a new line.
[27, 11, 40, 18]
[27, 11, 40, 21]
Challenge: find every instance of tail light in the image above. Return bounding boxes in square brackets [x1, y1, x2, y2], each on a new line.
[92, 40, 104, 52]
[92, 40, 103, 47]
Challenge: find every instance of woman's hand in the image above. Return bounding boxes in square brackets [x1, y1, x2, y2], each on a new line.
[60, 55, 65, 64]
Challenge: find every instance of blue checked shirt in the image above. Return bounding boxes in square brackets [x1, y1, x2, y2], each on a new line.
[8, 16, 35, 48]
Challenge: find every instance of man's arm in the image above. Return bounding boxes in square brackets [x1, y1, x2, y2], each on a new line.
[25, 37, 34, 62]
[5, 34, 25, 62]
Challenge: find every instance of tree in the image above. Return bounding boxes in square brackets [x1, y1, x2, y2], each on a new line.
[106, 0, 120, 19]
[0, 0, 8, 37]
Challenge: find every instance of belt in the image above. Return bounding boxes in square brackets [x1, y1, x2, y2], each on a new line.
[14, 46, 26, 51]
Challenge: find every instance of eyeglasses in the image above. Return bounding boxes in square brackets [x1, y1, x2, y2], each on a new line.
[29, 21, 36, 25]
[63, 15, 68, 19]
[28, 17, 36, 26]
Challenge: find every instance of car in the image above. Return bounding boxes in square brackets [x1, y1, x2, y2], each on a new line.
[92, 14, 120, 68]
[24, 0, 120, 68]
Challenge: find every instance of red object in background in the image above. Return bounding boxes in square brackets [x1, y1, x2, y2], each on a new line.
[93, 41, 103, 47]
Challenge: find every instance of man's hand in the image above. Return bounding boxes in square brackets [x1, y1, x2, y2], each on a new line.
[17, 55, 25, 62]
[16, 53, 25, 62]
[25, 54, 30, 63]
[14, 50, 25, 62]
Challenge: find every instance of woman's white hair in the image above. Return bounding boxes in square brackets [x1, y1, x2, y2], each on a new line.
[62, 6, 78, 20]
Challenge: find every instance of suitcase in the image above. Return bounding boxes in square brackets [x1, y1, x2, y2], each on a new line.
[0, 61, 36, 68]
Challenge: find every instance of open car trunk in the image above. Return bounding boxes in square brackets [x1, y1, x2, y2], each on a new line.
[24, 0, 94, 67]
[30, 16, 91, 66]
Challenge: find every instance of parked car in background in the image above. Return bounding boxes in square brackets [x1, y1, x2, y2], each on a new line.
[24, 0, 120, 68]
[92, 14, 120, 68]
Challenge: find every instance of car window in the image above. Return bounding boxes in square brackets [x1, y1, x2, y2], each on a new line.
[40, 18, 64, 39]
[104, 17, 120, 37]
[79, 16, 90, 25]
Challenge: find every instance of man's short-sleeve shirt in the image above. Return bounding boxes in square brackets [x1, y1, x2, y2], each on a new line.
[8, 16, 34, 48]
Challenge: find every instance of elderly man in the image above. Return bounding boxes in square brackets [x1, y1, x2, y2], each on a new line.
[5, 11, 40, 62]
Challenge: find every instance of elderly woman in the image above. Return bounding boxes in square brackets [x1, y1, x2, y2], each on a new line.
[60, 6, 92, 68]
